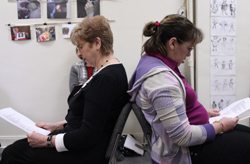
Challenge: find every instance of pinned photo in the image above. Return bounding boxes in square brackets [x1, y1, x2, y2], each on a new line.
[62, 24, 76, 38]
[77, 0, 100, 18]
[17, 0, 41, 19]
[10, 26, 31, 41]
[47, 0, 70, 19]
[35, 26, 56, 42]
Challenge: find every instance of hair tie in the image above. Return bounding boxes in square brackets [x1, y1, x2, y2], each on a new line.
[154, 21, 160, 30]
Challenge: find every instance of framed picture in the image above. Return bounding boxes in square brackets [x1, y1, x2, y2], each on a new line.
[47, 0, 70, 19]
[35, 26, 56, 42]
[77, 0, 100, 18]
[62, 24, 76, 38]
[10, 26, 31, 41]
[17, 0, 41, 19]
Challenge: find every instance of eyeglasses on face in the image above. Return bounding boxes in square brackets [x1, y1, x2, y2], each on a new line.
[76, 45, 82, 51]
[178, 39, 194, 52]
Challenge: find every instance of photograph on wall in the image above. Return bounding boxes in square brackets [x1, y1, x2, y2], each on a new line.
[10, 26, 31, 41]
[211, 95, 235, 110]
[47, 0, 70, 19]
[77, 0, 100, 18]
[211, 0, 236, 17]
[35, 26, 56, 42]
[211, 56, 236, 75]
[211, 76, 236, 95]
[211, 17, 236, 36]
[17, 0, 41, 19]
[62, 24, 76, 38]
[211, 36, 236, 55]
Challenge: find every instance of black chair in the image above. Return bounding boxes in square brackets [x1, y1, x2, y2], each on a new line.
[106, 102, 132, 164]
[106, 102, 152, 164]
[131, 103, 152, 149]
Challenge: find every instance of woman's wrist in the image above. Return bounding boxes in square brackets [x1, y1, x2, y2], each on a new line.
[46, 135, 56, 148]
[51, 135, 56, 147]
[212, 121, 224, 134]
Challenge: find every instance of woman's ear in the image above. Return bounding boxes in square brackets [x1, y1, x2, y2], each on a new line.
[168, 37, 177, 50]
[94, 37, 102, 49]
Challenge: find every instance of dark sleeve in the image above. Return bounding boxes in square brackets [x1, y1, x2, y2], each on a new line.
[64, 74, 117, 151]
[69, 65, 78, 92]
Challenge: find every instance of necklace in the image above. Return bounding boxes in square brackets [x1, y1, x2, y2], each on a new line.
[100, 58, 117, 68]
[100, 59, 109, 68]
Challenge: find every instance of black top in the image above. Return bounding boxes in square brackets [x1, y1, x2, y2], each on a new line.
[63, 63, 129, 163]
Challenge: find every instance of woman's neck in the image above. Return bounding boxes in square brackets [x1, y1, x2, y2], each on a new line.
[96, 53, 118, 71]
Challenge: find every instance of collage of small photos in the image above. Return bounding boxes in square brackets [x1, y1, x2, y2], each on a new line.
[10, 0, 100, 42]
[210, 0, 237, 110]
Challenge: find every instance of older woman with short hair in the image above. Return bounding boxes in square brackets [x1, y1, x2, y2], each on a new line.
[1, 15, 128, 164]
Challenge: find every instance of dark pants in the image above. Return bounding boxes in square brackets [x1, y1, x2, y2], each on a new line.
[0, 138, 85, 164]
[0, 138, 108, 164]
[190, 124, 250, 164]
[0, 124, 108, 164]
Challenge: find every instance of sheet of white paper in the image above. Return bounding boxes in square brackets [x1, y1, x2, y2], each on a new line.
[209, 97, 250, 123]
[0, 107, 50, 135]
[124, 134, 144, 156]
[238, 110, 250, 121]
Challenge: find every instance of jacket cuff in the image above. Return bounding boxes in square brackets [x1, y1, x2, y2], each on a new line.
[203, 123, 216, 142]
[55, 133, 68, 152]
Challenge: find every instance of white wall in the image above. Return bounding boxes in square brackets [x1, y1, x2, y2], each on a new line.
[0, 0, 187, 145]
[195, 0, 250, 125]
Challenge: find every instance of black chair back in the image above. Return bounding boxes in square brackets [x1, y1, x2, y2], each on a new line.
[131, 103, 152, 148]
[105, 102, 132, 163]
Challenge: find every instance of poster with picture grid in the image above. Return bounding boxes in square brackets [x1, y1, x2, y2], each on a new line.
[210, 0, 237, 110]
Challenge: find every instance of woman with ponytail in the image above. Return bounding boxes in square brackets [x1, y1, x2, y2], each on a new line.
[128, 14, 250, 164]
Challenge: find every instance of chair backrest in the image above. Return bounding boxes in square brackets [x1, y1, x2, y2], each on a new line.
[131, 103, 152, 148]
[105, 102, 132, 162]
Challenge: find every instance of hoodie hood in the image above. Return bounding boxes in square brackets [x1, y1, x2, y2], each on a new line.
[128, 55, 177, 102]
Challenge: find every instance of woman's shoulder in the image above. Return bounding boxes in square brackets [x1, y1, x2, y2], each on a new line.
[145, 70, 179, 84]
[94, 63, 127, 81]
[99, 63, 125, 74]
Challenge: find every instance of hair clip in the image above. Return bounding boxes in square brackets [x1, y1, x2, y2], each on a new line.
[154, 21, 160, 30]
